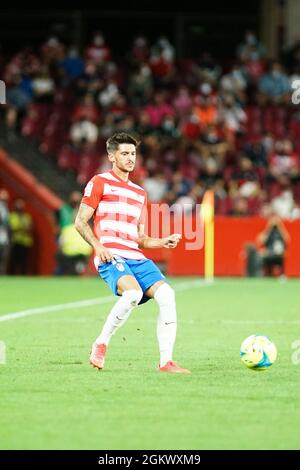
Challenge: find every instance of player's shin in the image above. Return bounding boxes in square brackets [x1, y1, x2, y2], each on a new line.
[95, 289, 143, 345]
[154, 283, 177, 367]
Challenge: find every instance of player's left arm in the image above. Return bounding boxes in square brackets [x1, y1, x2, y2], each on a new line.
[137, 192, 182, 249]
[137, 224, 181, 249]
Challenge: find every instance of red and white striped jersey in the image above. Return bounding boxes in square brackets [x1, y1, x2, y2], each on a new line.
[81, 169, 147, 267]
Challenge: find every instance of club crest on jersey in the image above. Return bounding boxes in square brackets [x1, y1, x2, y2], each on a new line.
[115, 263, 125, 272]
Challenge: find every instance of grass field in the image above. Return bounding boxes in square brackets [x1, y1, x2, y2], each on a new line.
[0, 276, 300, 450]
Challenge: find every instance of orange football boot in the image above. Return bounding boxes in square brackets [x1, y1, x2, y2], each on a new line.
[90, 343, 107, 369]
[159, 360, 191, 374]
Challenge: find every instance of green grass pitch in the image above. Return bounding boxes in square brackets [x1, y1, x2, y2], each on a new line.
[0, 276, 300, 450]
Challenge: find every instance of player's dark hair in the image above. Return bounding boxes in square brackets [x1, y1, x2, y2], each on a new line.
[106, 132, 139, 153]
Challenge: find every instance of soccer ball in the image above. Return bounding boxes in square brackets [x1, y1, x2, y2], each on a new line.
[240, 335, 277, 370]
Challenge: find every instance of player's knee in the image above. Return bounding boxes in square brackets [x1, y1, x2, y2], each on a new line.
[122, 289, 143, 307]
[154, 283, 175, 305]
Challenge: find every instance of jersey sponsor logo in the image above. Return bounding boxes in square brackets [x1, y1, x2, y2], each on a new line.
[84, 181, 93, 197]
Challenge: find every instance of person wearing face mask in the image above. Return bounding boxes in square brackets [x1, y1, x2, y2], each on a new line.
[85, 31, 111, 66]
[258, 61, 290, 105]
[220, 64, 247, 104]
[159, 114, 180, 139]
[9, 199, 33, 275]
[236, 30, 266, 62]
[59, 45, 84, 81]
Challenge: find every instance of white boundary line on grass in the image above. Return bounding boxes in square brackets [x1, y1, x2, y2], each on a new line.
[221, 319, 300, 325]
[0, 279, 212, 323]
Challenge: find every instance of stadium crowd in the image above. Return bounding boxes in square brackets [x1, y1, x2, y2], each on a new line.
[2, 29, 300, 220]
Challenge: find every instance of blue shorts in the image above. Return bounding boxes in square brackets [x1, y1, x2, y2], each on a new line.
[98, 256, 166, 305]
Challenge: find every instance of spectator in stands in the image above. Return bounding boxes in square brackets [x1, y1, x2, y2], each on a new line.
[199, 124, 228, 162]
[170, 183, 203, 215]
[104, 61, 124, 89]
[58, 191, 82, 230]
[218, 93, 247, 142]
[40, 36, 65, 65]
[55, 191, 86, 274]
[85, 31, 111, 68]
[9, 198, 33, 275]
[149, 36, 176, 87]
[143, 171, 168, 202]
[199, 156, 222, 190]
[130, 35, 149, 66]
[77, 60, 104, 96]
[271, 189, 300, 219]
[237, 30, 266, 62]
[151, 36, 175, 63]
[70, 118, 99, 146]
[72, 93, 100, 124]
[6, 72, 33, 132]
[127, 63, 153, 106]
[193, 51, 221, 86]
[99, 114, 116, 139]
[228, 156, 264, 215]
[268, 139, 300, 185]
[159, 114, 180, 140]
[143, 91, 175, 128]
[135, 110, 154, 138]
[220, 63, 248, 105]
[98, 79, 119, 108]
[115, 115, 136, 134]
[229, 196, 249, 216]
[172, 85, 193, 118]
[243, 138, 268, 168]
[258, 61, 290, 105]
[180, 112, 203, 141]
[193, 92, 218, 128]
[32, 66, 55, 103]
[230, 155, 259, 188]
[0, 189, 11, 275]
[57, 224, 92, 275]
[165, 171, 193, 206]
[109, 94, 130, 122]
[59, 45, 84, 83]
[256, 212, 290, 276]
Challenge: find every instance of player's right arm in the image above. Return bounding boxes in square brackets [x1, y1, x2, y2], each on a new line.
[75, 176, 114, 263]
[75, 203, 114, 263]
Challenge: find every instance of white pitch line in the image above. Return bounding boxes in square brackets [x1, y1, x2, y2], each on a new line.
[0, 296, 115, 322]
[221, 320, 300, 325]
[0, 279, 212, 323]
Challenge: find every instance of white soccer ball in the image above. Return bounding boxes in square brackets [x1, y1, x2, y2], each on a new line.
[240, 335, 277, 370]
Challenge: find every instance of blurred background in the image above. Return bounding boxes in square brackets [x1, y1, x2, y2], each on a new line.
[1, 0, 300, 279]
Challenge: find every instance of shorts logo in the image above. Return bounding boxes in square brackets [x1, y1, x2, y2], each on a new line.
[115, 263, 125, 271]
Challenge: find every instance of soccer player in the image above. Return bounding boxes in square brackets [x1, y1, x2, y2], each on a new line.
[75, 132, 190, 374]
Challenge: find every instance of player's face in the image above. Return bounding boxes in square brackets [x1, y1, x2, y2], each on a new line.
[113, 143, 137, 172]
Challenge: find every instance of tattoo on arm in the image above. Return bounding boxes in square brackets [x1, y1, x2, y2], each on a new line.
[75, 203, 98, 248]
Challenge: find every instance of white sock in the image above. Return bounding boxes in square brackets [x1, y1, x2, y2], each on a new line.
[154, 283, 177, 367]
[96, 289, 143, 346]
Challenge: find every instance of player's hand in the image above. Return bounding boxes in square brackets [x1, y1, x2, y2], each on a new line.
[162, 233, 182, 249]
[94, 243, 114, 263]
